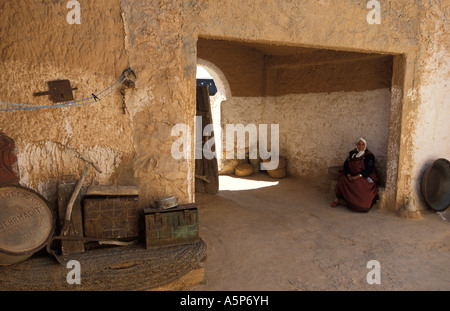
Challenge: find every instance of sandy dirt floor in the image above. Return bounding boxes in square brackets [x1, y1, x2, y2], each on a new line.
[189, 174, 450, 291]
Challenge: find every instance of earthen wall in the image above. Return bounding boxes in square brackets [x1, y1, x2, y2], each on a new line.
[0, 0, 447, 212]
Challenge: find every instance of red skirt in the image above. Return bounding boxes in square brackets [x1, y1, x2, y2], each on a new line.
[335, 157, 378, 212]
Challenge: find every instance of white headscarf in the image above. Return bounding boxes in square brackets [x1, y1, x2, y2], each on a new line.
[354, 137, 367, 158]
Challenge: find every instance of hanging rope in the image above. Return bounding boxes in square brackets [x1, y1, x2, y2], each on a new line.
[0, 67, 133, 112]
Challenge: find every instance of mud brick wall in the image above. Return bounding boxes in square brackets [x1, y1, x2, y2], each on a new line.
[0, 0, 448, 212]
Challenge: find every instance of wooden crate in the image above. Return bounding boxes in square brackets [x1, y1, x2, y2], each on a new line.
[83, 196, 140, 239]
[144, 203, 199, 248]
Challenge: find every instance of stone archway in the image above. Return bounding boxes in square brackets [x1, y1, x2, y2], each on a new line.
[196, 58, 231, 173]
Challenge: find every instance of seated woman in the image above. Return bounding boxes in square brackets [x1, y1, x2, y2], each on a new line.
[331, 137, 379, 212]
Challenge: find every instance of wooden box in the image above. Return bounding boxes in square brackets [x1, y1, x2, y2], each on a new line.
[144, 203, 199, 248]
[83, 189, 140, 239]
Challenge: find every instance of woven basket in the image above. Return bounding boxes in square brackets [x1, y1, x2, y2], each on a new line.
[277, 157, 287, 169]
[263, 156, 288, 179]
[262, 156, 287, 169]
[234, 163, 254, 177]
[268, 167, 287, 179]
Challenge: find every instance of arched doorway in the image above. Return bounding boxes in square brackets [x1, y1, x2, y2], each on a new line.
[196, 59, 230, 176]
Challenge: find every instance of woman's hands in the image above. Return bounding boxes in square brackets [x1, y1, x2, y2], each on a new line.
[347, 173, 363, 181]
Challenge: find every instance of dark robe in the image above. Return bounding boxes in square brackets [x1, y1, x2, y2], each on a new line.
[335, 149, 379, 212]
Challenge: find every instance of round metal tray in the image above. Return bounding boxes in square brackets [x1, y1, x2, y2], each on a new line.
[155, 195, 179, 209]
[0, 185, 54, 265]
[421, 158, 450, 211]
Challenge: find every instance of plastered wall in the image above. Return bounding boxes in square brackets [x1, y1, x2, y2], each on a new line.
[0, 0, 133, 206]
[406, 1, 450, 210]
[194, 0, 447, 212]
[0, 0, 448, 213]
[220, 89, 391, 185]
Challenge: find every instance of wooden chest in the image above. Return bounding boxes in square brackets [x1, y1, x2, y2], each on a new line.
[83, 187, 140, 239]
[143, 203, 199, 248]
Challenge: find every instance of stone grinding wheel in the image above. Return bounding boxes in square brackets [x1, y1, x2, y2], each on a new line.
[0, 185, 55, 265]
[421, 158, 450, 212]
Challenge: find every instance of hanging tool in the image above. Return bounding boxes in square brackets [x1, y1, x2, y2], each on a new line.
[33, 80, 78, 103]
